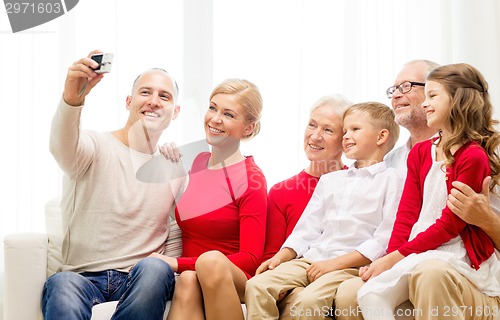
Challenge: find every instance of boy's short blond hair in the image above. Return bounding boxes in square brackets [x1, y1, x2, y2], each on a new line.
[344, 102, 400, 152]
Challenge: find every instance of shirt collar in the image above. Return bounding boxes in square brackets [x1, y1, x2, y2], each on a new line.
[346, 160, 387, 176]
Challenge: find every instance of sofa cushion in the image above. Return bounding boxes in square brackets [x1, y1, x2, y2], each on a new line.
[45, 198, 63, 277]
[90, 301, 171, 320]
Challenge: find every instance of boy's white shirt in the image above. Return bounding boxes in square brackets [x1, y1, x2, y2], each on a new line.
[282, 161, 403, 262]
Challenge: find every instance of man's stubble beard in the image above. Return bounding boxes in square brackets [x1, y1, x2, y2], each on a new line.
[395, 107, 428, 131]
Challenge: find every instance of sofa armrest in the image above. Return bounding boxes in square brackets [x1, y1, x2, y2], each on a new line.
[4, 233, 48, 320]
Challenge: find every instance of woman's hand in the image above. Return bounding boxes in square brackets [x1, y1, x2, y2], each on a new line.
[159, 142, 182, 163]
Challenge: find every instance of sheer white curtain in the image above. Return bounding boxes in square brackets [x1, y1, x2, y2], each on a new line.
[212, 0, 500, 185]
[1, 0, 499, 317]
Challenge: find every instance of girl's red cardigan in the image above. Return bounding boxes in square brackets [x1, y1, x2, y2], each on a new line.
[388, 139, 494, 270]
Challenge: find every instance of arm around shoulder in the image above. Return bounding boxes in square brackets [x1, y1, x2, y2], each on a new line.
[448, 177, 500, 250]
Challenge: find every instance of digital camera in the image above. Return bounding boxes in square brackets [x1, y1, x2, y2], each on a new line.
[91, 53, 114, 73]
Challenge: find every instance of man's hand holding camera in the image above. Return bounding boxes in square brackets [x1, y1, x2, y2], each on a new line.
[63, 50, 112, 106]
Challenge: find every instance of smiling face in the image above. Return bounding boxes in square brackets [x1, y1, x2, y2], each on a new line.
[342, 111, 382, 163]
[422, 80, 452, 135]
[204, 93, 255, 147]
[390, 62, 428, 131]
[126, 70, 179, 134]
[303, 104, 344, 164]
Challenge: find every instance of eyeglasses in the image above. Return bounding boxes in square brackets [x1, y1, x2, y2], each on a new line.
[386, 81, 425, 99]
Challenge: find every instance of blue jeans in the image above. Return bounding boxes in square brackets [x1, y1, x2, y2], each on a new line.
[42, 257, 175, 320]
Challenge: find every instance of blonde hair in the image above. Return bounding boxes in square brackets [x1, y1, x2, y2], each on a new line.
[427, 63, 500, 190]
[210, 78, 263, 140]
[344, 102, 400, 152]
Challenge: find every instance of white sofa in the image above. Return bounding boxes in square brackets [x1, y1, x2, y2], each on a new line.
[3, 199, 413, 320]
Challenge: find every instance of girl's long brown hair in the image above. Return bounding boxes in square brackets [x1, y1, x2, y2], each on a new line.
[427, 63, 500, 191]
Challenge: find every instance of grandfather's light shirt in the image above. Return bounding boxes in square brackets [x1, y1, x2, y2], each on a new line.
[282, 161, 403, 262]
[384, 138, 412, 178]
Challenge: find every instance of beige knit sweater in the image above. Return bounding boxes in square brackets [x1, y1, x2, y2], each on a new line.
[50, 99, 185, 273]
